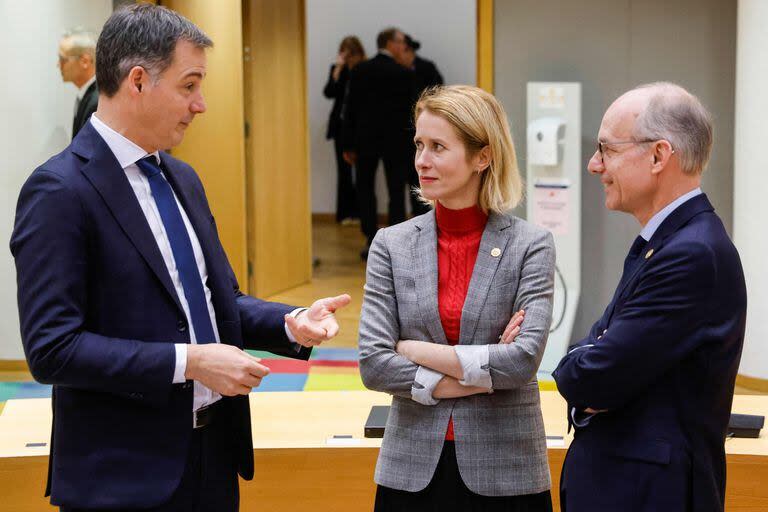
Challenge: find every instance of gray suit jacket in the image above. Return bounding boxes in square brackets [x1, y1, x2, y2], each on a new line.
[358, 210, 556, 496]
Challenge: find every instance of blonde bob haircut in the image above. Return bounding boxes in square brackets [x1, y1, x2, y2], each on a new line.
[413, 85, 523, 214]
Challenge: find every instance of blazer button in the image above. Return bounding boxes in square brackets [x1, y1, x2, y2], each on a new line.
[177, 320, 188, 333]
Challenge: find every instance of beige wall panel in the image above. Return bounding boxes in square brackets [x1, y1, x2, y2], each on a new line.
[163, 0, 249, 291]
[244, 0, 311, 296]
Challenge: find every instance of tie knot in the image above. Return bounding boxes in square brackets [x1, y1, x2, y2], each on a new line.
[136, 156, 162, 178]
[628, 235, 647, 258]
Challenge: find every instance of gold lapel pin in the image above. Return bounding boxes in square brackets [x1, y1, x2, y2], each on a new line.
[645, 248, 654, 259]
[491, 248, 501, 257]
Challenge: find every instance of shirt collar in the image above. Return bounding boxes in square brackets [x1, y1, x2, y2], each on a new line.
[640, 187, 702, 241]
[379, 49, 394, 58]
[76, 75, 96, 100]
[89, 113, 160, 169]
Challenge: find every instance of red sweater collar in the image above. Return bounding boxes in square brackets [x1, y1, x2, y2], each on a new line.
[435, 201, 488, 234]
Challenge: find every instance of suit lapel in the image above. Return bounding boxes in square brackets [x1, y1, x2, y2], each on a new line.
[74, 124, 184, 314]
[412, 211, 448, 345]
[459, 213, 511, 345]
[606, 194, 714, 322]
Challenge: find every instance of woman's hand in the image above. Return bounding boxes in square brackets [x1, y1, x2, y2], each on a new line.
[332, 50, 347, 81]
[499, 309, 525, 344]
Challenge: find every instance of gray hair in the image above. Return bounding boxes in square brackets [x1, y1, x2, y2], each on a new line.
[95, 3, 213, 98]
[61, 27, 97, 58]
[632, 82, 713, 175]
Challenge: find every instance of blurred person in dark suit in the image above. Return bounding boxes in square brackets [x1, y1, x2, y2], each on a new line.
[58, 28, 98, 139]
[342, 27, 415, 259]
[402, 34, 444, 216]
[323, 36, 366, 225]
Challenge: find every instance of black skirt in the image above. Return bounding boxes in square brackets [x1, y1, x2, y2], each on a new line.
[374, 441, 553, 512]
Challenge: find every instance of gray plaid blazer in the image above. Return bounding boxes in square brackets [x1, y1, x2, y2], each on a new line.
[358, 210, 555, 496]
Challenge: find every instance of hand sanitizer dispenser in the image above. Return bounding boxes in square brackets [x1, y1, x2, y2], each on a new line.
[526, 83, 581, 386]
[527, 117, 566, 166]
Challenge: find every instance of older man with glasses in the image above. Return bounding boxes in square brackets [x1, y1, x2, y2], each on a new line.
[553, 82, 747, 512]
[58, 28, 98, 139]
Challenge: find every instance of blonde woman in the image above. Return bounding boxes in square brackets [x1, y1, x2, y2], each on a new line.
[359, 85, 555, 510]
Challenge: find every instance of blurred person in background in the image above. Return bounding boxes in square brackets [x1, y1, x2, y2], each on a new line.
[402, 34, 443, 216]
[323, 35, 366, 226]
[58, 27, 98, 139]
[342, 27, 415, 260]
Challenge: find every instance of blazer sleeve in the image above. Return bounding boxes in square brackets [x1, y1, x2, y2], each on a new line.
[487, 230, 556, 389]
[552, 240, 716, 411]
[358, 229, 421, 399]
[10, 170, 177, 398]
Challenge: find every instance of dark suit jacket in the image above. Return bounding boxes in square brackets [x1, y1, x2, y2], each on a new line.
[322, 64, 349, 140]
[413, 55, 443, 96]
[10, 121, 310, 509]
[72, 81, 98, 139]
[553, 194, 746, 512]
[342, 53, 415, 155]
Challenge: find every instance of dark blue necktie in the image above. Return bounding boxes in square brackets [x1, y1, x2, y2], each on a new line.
[619, 235, 647, 287]
[136, 156, 216, 344]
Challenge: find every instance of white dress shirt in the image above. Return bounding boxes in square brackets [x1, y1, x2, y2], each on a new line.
[90, 113, 222, 412]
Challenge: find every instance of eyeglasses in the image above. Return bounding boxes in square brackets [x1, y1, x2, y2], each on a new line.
[595, 139, 674, 161]
[58, 53, 78, 64]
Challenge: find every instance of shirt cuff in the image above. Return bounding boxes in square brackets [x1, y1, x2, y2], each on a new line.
[284, 307, 309, 349]
[173, 344, 187, 384]
[454, 345, 493, 389]
[411, 366, 443, 406]
[570, 406, 596, 428]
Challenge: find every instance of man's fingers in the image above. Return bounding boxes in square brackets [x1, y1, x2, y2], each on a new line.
[240, 373, 263, 388]
[245, 360, 270, 378]
[324, 321, 340, 339]
[324, 294, 352, 312]
[285, 312, 329, 345]
[299, 322, 328, 340]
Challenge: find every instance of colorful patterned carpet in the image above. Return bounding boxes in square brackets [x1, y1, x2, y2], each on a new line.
[0, 348, 363, 402]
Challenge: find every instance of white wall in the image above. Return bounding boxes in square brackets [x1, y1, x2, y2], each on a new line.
[306, 0, 476, 214]
[0, 1, 112, 359]
[734, 0, 768, 380]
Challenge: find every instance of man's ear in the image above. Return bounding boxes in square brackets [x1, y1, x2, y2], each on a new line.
[126, 66, 147, 95]
[650, 140, 674, 175]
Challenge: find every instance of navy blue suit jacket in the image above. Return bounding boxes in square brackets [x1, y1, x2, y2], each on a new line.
[10, 122, 310, 509]
[553, 194, 746, 512]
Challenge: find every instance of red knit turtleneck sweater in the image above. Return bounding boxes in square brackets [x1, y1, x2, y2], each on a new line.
[435, 201, 488, 441]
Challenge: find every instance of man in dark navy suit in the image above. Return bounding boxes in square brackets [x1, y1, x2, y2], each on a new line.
[342, 27, 415, 259]
[58, 28, 99, 139]
[11, 5, 349, 511]
[553, 83, 747, 512]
